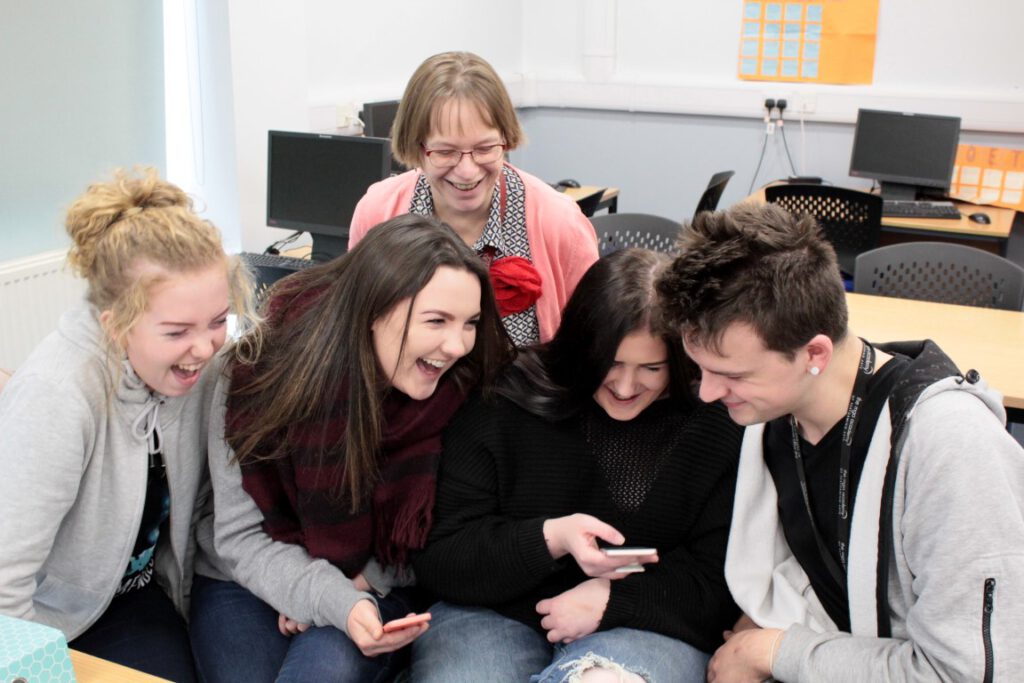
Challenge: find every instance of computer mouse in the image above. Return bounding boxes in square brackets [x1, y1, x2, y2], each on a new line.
[969, 212, 991, 225]
[556, 178, 581, 189]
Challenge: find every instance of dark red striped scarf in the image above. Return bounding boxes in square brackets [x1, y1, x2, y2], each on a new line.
[227, 289, 467, 576]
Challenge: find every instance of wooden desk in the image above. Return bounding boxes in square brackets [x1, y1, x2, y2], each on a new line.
[880, 201, 1013, 247]
[563, 185, 620, 214]
[747, 186, 1014, 252]
[847, 293, 1024, 416]
[70, 650, 172, 682]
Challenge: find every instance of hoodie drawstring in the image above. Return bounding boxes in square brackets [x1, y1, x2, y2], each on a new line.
[131, 397, 164, 466]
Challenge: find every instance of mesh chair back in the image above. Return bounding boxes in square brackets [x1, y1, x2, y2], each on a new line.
[240, 253, 314, 303]
[694, 170, 735, 217]
[854, 241, 1024, 311]
[251, 266, 297, 302]
[590, 213, 681, 257]
[765, 184, 882, 276]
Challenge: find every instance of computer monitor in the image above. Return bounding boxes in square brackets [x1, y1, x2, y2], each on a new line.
[848, 108, 961, 201]
[361, 100, 404, 174]
[361, 100, 400, 138]
[266, 131, 391, 261]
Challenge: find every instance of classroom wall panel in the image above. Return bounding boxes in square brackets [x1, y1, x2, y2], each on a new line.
[519, 0, 1024, 132]
[515, 107, 1024, 222]
[0, 0, 165, 264]
[227, 0, 525, 253]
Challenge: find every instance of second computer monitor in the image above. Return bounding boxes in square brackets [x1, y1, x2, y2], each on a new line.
[362, 100, 404, 174]
[848, 108, 961, 201]
[266, 131, 391, 261]
[361, 100, 400, 138]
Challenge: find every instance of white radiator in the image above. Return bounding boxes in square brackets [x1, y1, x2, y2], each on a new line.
[0, 250, 87, 369]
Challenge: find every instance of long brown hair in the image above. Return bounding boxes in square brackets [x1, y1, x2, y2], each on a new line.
[228, 214, 512, 506]
[500, 249, 697, 420]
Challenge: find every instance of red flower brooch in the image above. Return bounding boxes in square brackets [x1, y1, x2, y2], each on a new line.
[488, 256, 542, 317]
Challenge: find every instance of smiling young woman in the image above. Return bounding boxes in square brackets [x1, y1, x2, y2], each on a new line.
[189, 214, 514, 683]
[349, 51, 600, 346]
[410, 249, 744, 683]
[0, 168, 256, 682]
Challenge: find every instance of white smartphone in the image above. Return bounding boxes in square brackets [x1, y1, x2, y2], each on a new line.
[614, 564, 645, 573]
[601, 547, 657, 557]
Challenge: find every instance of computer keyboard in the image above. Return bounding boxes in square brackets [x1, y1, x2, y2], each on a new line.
[882, 200, 961, 220]
[239, 252, 317, 271]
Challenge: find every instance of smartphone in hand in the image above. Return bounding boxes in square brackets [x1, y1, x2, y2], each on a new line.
[382, 612, 432, 633]
[601, 547, 657, 557]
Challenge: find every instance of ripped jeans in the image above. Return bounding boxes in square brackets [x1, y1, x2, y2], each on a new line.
[411, 602, 709, 683]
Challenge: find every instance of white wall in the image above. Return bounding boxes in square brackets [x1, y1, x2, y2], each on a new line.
[225, 0, 524, 252]
[519, 0, 1024, 129]
[0, 0, 165, 263]
[210, 0, 1023, 251]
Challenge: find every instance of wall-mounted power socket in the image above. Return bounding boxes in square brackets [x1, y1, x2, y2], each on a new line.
[790, 93, 817, 114]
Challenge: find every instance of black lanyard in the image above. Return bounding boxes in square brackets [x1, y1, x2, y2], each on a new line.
[788, 340, 875, 585]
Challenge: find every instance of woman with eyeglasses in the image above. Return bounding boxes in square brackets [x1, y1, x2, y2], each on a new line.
[349, 51, 599, 346]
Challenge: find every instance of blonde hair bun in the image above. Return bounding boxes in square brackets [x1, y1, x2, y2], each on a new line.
[65, 167, 191, 278]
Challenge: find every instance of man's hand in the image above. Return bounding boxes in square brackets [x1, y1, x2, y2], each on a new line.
[536, 578, 610, 644]
[346, 599, 428, 657]
[720, 610, 761, 638]
[706, 627, 783, 683]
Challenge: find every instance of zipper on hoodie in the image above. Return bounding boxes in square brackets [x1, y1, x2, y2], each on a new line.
[982, 577, 995, 683]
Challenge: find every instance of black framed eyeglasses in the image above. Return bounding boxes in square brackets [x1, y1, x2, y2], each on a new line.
[420, 143, 506, 168]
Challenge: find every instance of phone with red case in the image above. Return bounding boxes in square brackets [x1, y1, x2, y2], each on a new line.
[382, 612, 432, 633]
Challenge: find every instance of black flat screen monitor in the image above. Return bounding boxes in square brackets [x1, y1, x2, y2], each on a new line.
[361, 100, 399, 138]
[362, 100, 404, 173]
[848, 108, 961, 201]
[266, 131, 391, 261]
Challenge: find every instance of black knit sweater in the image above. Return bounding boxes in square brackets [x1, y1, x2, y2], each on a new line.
[413, 393, 743, 653]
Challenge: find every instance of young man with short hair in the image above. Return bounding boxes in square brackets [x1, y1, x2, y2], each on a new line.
[658, 203, 1024, 682]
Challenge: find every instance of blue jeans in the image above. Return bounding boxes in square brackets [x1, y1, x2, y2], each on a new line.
[189, 575, 414, 683]
[411, 602, 709, 683]
[70, 579, 198, 683]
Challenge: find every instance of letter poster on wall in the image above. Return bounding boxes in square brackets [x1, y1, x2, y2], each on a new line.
[950, 145, 1024, 211]
[738, 0, 879, 84]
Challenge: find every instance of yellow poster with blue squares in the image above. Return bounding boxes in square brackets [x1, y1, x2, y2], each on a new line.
[738, 0, 878, 84]
[951, 145, 1024, 211]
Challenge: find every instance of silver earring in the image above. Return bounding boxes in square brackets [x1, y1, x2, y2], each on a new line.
[808, 366, 820, 376]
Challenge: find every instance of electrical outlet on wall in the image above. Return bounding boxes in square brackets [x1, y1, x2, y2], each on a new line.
[790, 93, 817, 114]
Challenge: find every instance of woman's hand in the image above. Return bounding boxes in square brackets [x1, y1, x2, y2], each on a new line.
[277, 613, 311, 636]
[352, 572, 372, 593]
[542, 514, 658, 578]
[536, 578, 610, 643]
[346, 599, 428, 657]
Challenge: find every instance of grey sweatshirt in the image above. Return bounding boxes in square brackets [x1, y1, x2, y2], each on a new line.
[725, 341, 1024, 682]
[193, 371, 409, 637]
[0, 304, 220, 639]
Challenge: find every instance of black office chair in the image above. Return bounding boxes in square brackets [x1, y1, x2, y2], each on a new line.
[575, 188, 607, 218]
[240, 253, 315, 303]
[589, 213, 681, 257]
[854, 242, 1024, 311]
[694, 170, 735, 218]
[765, 184, 882, 277]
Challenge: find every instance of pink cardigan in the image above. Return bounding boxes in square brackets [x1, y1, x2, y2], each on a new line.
[349, 164, 599, 342]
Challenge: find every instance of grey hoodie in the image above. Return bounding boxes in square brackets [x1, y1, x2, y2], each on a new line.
[725, 340, 1024, 682]
[0, 304, 220, 639]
